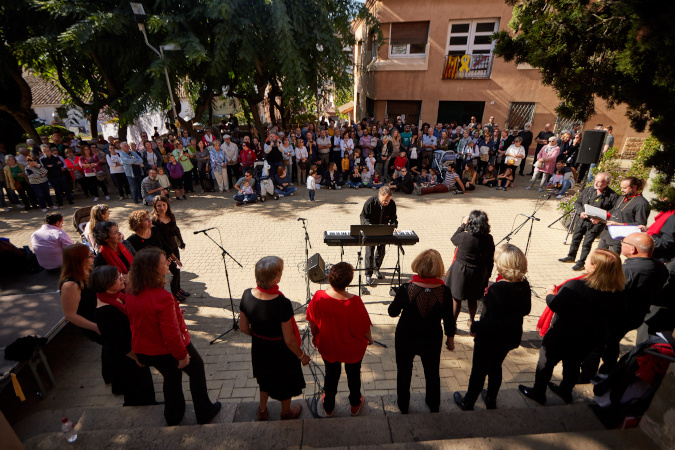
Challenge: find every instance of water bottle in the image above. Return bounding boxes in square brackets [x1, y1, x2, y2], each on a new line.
[61, 417, 77, 443]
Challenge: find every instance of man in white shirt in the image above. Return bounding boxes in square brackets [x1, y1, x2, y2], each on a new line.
[31, 212, 74, 271]
[222, 134, 239, 190]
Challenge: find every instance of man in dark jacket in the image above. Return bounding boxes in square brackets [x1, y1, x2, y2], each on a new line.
[580, 233, 669, 380]
[360, 186, 397, 285]
[597, 177, 651, 253]
[40, 145, 73, 206]
[389, 168, 414, 194]
[559, 172, 618, 270]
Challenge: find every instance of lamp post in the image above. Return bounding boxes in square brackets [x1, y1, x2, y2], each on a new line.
[130, 2, 182, 130]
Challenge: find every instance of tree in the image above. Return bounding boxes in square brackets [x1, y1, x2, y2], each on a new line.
[494, 0, 675, 185]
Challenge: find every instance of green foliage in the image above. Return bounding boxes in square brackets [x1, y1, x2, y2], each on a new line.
[495, 0, 675, 185]
[35, 125, 70, 136]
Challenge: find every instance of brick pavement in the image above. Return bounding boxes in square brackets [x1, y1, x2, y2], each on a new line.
[0, 181, 636, 420]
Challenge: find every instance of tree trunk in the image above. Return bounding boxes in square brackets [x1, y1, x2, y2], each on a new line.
[247, 98, 264, 138]
[118, 123, 128, 142]
[89, 109, 98, 139]
[11, 111, 41, 144]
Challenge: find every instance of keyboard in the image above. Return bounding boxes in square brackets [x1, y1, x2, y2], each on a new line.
[324, 230, 419, 246]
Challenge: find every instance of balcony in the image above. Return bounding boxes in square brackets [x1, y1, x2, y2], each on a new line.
[442, 53, 493, 80]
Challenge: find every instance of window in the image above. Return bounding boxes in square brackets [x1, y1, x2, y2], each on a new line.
[389, 22, 429, 57]
[507, 102, 536, 130]
[446, 20, 499, 57]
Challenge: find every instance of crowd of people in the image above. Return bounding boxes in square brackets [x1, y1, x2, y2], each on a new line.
[1, 116, 610, 212]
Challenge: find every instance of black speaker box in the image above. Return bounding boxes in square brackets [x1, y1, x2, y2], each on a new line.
[576, 130, 607, 165]
[307, 253, 326, 282]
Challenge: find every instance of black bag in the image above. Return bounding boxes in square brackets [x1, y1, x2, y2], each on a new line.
[4, 335, 48, 361]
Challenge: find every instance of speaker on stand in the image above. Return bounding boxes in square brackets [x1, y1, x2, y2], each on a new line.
[576, 130, 607, 165]
[307, 253, 326, 283]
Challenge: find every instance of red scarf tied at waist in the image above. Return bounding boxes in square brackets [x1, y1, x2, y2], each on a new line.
[256, 285, 302, 344]
[647, 210, 675, 236]
[96, 291, 127, 316]
[536, 275, 586, 337]
[412, 275, 445, 285]
[100, 244, 134, 274]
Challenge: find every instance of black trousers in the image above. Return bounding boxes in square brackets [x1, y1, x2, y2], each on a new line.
[580, 326, 631, 380]
[182, 170, 194, 192]
[111, 173, 131, 197]
[138, 343, 216, 425]
[533, 341, 590, 397]
[567, 223, 602, 263]
[169, 249, 181, 294]
[365, 244, 386, 276]
[225, 165, 239, 189]
[49, 176, 73, 204]
[395, 336, 441, 412]
[322, 359, 362, 411]
[464, 341, 511, 406]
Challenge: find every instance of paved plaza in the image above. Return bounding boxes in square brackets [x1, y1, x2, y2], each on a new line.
[1, 183, 637, 423]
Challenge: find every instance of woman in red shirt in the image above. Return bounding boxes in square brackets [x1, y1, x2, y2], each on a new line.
[125, 247, 220, 426]
[307, 262, 373, 417]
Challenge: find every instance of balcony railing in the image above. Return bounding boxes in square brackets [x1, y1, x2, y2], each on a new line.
[442, 53, 494, 80]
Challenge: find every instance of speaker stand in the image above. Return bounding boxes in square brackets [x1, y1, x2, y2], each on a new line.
[294, 218, 313, 312]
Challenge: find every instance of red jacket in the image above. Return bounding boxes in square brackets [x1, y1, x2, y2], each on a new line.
[240, 148, 256, 167]
[64, 156, 84, 181]
[126, 288, 190, 360]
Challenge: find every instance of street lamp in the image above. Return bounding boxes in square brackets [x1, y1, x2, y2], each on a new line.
[130, 2, 182, 130]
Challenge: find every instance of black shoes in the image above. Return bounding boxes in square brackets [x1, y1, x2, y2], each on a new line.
[547, 382, 573, 404]
[572, 262, 585, 271]
[197, 402, 222, 424]
[174, 292, 187, 302]
[519, 385, 546, 405]
[179, 289, 191, 297]
[558, 256, 575, 263]
[481, 389, 496, 410]
[453, 392, 473, 411]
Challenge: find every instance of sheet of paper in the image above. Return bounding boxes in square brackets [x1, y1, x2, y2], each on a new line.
[584, 204, 608, 222]
[607, 225, 642, 240]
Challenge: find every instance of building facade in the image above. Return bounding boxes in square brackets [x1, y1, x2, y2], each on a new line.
[352, 0, 647, 152]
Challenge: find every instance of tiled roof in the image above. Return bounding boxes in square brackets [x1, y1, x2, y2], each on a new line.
[23, 71, 67, 106]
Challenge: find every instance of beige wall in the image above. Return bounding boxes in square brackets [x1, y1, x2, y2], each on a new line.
[354, 0, 648, 150]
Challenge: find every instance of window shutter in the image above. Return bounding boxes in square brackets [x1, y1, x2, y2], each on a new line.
[390, 22, 429, 46]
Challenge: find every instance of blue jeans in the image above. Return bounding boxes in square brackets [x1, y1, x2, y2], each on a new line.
[233, 193, 256, 203]
[127, 176, 142, 201]
[559, 180, 572, 196]
[347, 181, 362, 188]
[587, 163, 598, 184]
[31, 182, 54, 209]
[274, 186, 297, 196]
[308, 190, 315, 201]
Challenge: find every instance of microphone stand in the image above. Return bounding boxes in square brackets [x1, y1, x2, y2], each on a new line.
[294, 218, 314, 312]
[193, 229, 243, 345]
[357, 230, 369, 297]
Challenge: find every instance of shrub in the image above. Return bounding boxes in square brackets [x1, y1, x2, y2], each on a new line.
[35, 125, 71, 137]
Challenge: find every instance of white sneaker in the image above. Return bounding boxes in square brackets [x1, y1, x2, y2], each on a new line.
[50, 206, 58, 210]
[105, 195, 110, 200]
[538, 188, 543, 192]
[289, 192, 295, 196]
[119, 196, 124, 201]
[17, 203, 25, 208]
[41, 208, 48, 212]
[556, 194, 564, 199]
[337, 185, 341, 190]
[524, 186, 532, 190]
[2, 207, 9, 212]
[93, 197, 99, 202]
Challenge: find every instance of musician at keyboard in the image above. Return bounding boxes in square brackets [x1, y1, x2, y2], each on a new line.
[360, 186, 398, 285]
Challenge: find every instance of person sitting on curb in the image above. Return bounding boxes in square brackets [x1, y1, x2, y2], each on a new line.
[390, 167, 415, 194]
[233, 170, 257, 206]
[273, 166, 298, 197]
[140, 169, 169, 206]
[417, 164, 466, 195]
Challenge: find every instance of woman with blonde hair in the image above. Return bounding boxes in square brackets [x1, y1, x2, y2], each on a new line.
[239, 256, 308, 421]
[520, 249, 625, 405]
[84, 204, 110, 251]
[388, 249, 455, 414]
[454, 244, 531, 411]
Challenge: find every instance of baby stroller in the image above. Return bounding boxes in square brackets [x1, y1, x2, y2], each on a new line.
[254, 160, 278, 202]
[72, 206, 93, 248]
[433, 150, 456, 171]
[591, 332, 675, 429]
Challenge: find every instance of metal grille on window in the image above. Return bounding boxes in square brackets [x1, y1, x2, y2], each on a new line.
[554, 117, 582, 135]
[506, 102, 536, 129]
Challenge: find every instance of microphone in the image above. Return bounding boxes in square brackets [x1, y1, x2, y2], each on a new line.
[296, 217, 307, 221]
[193, 227, 216, 235]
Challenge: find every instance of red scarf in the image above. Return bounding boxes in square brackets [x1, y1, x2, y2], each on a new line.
[536, 275, 586, 336]
[647, 210, 675, 236]
[411, 275, 445, 285]
[96, 291, 127, 316]
[100, 244, 134, 274]
[256, 285, 302, 344]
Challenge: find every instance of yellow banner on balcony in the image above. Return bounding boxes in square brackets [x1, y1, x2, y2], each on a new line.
[443, 55, 470, 79]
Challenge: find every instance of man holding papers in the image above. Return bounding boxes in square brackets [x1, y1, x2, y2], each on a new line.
[597, 177, 651, 253]
[559, 172, 618, 271]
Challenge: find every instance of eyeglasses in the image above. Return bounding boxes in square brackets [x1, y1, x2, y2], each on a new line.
[621, 241, 637, 250]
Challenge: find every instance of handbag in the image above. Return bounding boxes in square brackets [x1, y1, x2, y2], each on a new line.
[409, 147, 418, 159]
[14, 180, 23, 190]
[533, 159, 543, 169]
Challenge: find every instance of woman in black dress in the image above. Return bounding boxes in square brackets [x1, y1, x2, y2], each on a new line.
[239, 256, 309, 421]
[454, 244, 531, 411]
[151, 196, 188, 301]
[388, 249, 455, 414]
[90, 265, 156, 406]
[445, 210, 495, 326]
[59, 243, 114, 386]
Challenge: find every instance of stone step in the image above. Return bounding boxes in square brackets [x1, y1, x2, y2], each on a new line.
[22, 405, 632, 449]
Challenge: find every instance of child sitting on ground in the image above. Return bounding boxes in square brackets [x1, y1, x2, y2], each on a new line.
[371, 170, 384, 189]
[348, 166, 362, 189]
[361, 167, 371, 188]
[429, 169, 439, 185]
[546, 168, 565, 192]
[353, 148, 363, 168]
[496, 167, 514, 191]
[480, 164, 497, 187]
[240, 179, 254, 196]
[417, 168, 430, 185]
[157, 167, 171, 190]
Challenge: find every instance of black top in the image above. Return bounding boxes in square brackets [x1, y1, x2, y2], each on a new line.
[94, 250, 130, 270]
[601, 194, 651, 244]
[239, 289, 293, 339]
[451, 226, 495, 270]
[265, 143, 283, 164]
[518, 130, 534, 149]
[274, 171, 292, 188]
[544, 279, 618, 347]
[360, 195, 398, 227]
[64, 276, 100, 342]
[392, 173, 414, 192]
[388, 283, 455, 339]
[618, 256, 670, 331]
[95, 304, 132, 356]
[127, 227, 171, 254]
[152, 219, 184, 253]
[535, 130, 555, 152]
[472, 280, 531, 349]
[653, 214, 675, 263]
[574, 186, 619, 233]
[40, 155, 66, 179]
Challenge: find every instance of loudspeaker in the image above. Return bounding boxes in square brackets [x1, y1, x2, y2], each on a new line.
[576, 130, 606, 165]
[307, 253, 326, 282]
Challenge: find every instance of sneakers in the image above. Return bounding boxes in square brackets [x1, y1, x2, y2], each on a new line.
[496, 186, 502, 190]
[2, 207, 9, 212]
[105, 195, 110, 200]
[118, 196, 124, 201]
[350, 395, 365, 416]
[559, 256, 575, 263]
[321, 393, 334, 417]
[374, 270, 384, 279]
[93, 197, 99, 202]
[41, 208, 48, 212]
[538, 188, 543, 192]
[17, 203, 25, 208]
[336, 185, 341, 190]
[365, 276, 373, 286]
[50, 205, 58, 210]
[556, 194, 564, 199]
[289, 192, 295, 196]
[175, 197, 182, 201]
[524, 186, 532, 190]
[143, 200, 150, 206]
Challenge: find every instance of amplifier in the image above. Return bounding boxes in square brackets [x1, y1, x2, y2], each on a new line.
[307, 253, 326, 283]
